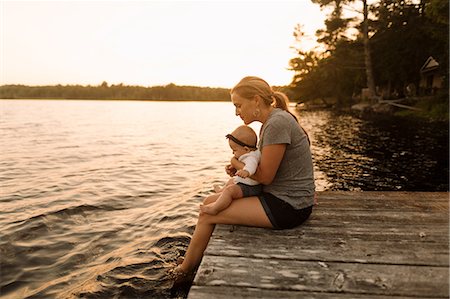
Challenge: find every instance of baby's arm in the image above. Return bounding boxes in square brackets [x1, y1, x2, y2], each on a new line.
[235, 152, 259, 178]
[241, 153, 259, 176]
[236, 169, 250, 178]
[230, 157, 245, 170]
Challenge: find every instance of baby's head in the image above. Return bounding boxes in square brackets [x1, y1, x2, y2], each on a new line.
[226, 125, 257, 158]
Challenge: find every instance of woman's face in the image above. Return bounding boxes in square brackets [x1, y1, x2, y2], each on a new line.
[231, 92, 256, 125]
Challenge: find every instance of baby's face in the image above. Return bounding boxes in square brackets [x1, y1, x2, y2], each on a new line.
[229, 140, 248, 159]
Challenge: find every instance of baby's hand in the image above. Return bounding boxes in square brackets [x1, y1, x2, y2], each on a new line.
[236, 169, 250, 178]
[225, 164, 236, 177]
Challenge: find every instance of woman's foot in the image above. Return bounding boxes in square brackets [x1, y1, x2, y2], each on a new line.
[176, 257, 184, 265]
[168, 265, 195, 285]
[199, 203, 219, 215]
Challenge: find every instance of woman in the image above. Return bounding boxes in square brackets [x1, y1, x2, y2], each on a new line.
[172, 76, 315, 281]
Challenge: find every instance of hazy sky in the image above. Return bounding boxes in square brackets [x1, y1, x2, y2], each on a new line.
[1, 0, 327, 88]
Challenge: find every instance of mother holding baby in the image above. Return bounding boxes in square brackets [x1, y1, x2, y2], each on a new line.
[172, 76, 315, 281]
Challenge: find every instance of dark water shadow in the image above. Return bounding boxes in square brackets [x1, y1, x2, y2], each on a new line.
[312, 111, 449, 191]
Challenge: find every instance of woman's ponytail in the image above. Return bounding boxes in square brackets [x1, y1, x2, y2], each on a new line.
[272, 91, 298, 122]
[272, 92, 289, 111]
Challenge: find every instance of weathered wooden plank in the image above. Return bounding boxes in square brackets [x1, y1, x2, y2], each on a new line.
[314, 200, 448, 213]
[316, 191, 449, 202]
[303, 219, 449, 235]
[214, 223, 449, 242]
[189, 286, 441, 299]
[214, 215, 449, 244]
[206, 227, 448, 266]
[315, 192, 448, 213]
[188, 192, 450, 299]
[311, 207, 448, 220]
[193, 256, 449, 298]
[315, 194, 449, 204]
[302, 215, 447, 232]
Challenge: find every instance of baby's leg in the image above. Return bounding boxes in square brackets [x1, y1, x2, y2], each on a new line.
[200, 184, 243, 215]
[214, 178, 235, 193]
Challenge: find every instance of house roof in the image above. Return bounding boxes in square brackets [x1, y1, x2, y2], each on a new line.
[420, 56, 440, 73]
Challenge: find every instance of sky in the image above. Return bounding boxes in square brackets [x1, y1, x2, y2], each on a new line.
[1, 0, 327, 88]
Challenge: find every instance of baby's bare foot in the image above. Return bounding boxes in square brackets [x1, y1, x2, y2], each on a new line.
[199, 203, 219, 215]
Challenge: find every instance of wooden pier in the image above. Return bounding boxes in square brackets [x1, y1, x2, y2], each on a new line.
[188, 191, 449, 298]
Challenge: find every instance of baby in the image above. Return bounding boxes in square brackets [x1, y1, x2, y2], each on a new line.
[200, 125, 262, 215]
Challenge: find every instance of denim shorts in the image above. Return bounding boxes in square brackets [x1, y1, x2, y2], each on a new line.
[258, 192, 313, 229]
[237, 183, 263, 198]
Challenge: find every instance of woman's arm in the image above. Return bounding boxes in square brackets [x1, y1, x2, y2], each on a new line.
[251, 144, 286, 185]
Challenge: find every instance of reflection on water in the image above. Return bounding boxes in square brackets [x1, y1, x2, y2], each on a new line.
[309, 111, 449, 191]
[1, 100, 241, 298]
[0, 100, 447, 298]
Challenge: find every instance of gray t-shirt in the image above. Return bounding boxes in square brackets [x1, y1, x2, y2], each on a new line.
[258, 108, 315, 209]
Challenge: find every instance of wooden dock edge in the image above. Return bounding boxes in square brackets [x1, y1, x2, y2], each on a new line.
[188, 191, 449, 298]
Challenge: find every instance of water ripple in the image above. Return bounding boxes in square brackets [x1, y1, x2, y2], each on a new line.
[0, 101, 447, 298]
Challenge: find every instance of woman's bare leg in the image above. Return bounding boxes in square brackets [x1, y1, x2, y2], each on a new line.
[180, 196, 272, 272]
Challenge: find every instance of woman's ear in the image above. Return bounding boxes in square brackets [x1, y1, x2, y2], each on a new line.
[243, 146, 251, 152]
[253, 94, 261, 105]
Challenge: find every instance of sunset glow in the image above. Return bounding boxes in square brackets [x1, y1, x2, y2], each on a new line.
[1, 0, 326, 88]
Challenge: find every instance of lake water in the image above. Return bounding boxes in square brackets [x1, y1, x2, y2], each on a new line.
[0, 100, 448, 298]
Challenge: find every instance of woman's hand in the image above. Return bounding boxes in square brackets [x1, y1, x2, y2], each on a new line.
[225, 164, 236, 177]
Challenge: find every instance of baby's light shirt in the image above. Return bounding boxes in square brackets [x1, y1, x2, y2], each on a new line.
[233, 150, 261, 186]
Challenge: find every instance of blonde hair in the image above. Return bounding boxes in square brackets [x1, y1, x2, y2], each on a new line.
[231, 76, 311, 145]
[230, 76, 291, 112]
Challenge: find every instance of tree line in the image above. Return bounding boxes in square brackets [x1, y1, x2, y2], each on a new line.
[288, 0, 449, 108]
[0, 82, 231, 101]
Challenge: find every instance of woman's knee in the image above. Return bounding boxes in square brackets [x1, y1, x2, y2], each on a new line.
[197, 212, 214, 226]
